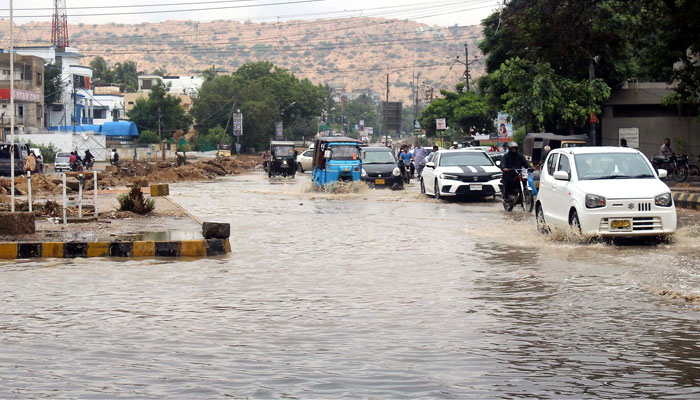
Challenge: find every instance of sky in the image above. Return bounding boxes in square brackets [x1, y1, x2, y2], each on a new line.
[0, 0, 501, 27]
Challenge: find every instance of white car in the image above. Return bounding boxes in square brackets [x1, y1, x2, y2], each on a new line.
[421, 149, 503, 199]
[536, 147, 677, 237]
[296, 149, 313, 173]
[54, 152, 71, 172]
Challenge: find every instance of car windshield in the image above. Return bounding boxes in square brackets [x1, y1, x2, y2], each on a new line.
[273, 146, 294, 157]
[439, 152, 494, 167]
[362, 151, 395, 164]
[331, 145, 360, 160]
[574, 152, 656, 180]
[56, 153, 70, 159]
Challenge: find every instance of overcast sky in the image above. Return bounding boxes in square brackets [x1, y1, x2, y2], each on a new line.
[2, 0, 500, 27]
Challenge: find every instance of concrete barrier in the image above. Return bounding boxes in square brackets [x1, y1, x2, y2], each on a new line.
[0, 239, 230, 260]
[150, 184, 170, 197]
[673, 192, 700, 210]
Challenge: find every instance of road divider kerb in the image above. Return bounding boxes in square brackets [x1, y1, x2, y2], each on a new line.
[673, 192, 700, 211]
[0, 239, 230, 260]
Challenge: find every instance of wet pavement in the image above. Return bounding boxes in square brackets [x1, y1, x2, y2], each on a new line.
[2, 172, 700, 398]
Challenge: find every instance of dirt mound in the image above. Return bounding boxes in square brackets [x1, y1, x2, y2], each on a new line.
[103, 155, 261, 185]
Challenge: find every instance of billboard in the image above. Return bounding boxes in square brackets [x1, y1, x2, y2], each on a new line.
[618, 127, 639, 148]
[497, 112, 513, 142]
[233, 112, 243, 137]
[275, 121, 283, 139]
[382, 101, 402, 133]
[436, 118, 447, 130]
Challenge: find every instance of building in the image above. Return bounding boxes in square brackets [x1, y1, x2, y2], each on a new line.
[0, 53, 45, 136]
[601, 81, 700, 157]
[92, 94, 124, 125]
[14, 45, 95, 130]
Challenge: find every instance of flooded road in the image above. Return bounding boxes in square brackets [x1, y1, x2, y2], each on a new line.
[2, 172, 700, 398]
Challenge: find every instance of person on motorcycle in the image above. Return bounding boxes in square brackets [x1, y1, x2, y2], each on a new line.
[398, 146, 414, 177]
[500, 142, 532, 203]
[83, 149, 94, 167]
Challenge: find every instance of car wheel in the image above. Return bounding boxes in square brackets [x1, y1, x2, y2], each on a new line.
[536, 204, 549, 234]
[434, 180, 441, 200]
[569, 209, 582, 233]
[420, 178, 426, 194]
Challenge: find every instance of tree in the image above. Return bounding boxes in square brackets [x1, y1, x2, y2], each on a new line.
[202, 65, 219, 82]
[491, 58, 610, 133]
[127, 80, 193, 139]
[152, 67, 167, 77]
[90, 56, 113, 84]
[190, 62, 326, 151]
[418, 83, 495, 137]
[87, 57, 138, 92]
[43, 62, 63, 105]
[136, 130, 159, 144]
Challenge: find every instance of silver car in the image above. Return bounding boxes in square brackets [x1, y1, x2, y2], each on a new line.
[54, 152, 71, 172]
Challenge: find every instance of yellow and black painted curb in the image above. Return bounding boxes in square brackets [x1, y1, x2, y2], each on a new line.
[672, 192, 700, 211]
[0, 239, 231, 260]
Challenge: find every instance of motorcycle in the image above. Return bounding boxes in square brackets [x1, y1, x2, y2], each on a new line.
[651, 154, 687, 182]
[398, 159, 411, 184]
[70, 161, 83, 172]
[502, 168, 534, 213]
[83, 158, 94, 170]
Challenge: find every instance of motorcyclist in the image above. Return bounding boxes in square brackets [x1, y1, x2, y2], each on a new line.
[500, 142, 532, 203]
[398, 146, 414, 177]
[83, 149, 94, 167]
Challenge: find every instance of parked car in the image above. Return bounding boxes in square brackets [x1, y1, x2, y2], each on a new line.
[54, 152, 71, 172]
[296, 149, 313, 173]
[535, 147, 676, 237]
[421, 149, 503, 199]
[360, 147, 403, 190]
[0, 142, 30, 176]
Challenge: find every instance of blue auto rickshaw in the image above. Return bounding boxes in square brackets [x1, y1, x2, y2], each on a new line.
[312, 137, 362, 187]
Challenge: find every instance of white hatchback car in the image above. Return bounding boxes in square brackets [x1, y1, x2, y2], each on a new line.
[296, 149, 313, 173]
[536, 147, 677, 237]
[421, 149, 502, 199]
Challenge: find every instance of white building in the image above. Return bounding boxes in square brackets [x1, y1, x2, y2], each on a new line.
[92, 94, 124, 125]
[138, 74, 203, 97]
[14, 45, 95, 130]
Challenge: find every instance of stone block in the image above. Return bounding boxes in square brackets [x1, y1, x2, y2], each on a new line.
[0, 212, 36, 235]
[202, 222, 230, 239]
[150, 184, 169, 197]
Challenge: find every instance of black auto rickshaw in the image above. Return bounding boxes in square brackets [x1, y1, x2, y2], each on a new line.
[522, 133, 589, 166]
[267, 141, 297, 178]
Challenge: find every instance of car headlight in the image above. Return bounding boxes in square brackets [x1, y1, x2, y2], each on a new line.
[491, 173, 502, 180]
[361, 168, 367, 177]
[392, 167, 401, 176]
[440, 174, 458, 180]
[585, 194, 606, 209]
[655, 193, 672, 207]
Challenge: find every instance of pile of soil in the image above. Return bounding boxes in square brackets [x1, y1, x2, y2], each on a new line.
[0, 174, 66, 196]
[102, 155, 261, 186]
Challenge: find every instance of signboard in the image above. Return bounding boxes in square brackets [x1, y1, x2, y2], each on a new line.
[619, 127, 639, 148]
[0, 89, 42, 103]
[414, 119, 421, 130]
[366, 127, 373, 135]
[359, 120, 365, 127]
[275, 121, 284, 139]
[436, 118, 446, 130]
[233, 112, 243, 137]
[497, 112, 513, 142]
[382, 101, 402, 133]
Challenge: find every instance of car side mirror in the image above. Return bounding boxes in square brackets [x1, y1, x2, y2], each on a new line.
[495, 160, 501, 167]
[553, 170, 570, 181]
[658, 168, 668, 179]
[425, 162, 435, 169]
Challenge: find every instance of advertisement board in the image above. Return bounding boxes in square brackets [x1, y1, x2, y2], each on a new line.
[275, 121, 283, 140]
[436, 118, 447, 130]
[233, 112, 243, 137]
[497, 112, 513, 142]
[618, 127, 639, 148]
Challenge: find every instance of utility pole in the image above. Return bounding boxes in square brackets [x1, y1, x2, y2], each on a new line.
[72, 76, 76, 133]
[465, 44, 470, 92]
[10, 0, 15, 212]
[384, 73, 389, 146]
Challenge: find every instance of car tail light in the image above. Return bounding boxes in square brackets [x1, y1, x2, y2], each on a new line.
[354, 167, 359, 171]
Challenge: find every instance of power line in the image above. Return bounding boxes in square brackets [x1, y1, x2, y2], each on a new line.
[2, 0, 330, 19]
[2, 0, 264, 11]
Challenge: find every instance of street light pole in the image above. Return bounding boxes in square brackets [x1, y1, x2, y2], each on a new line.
[10, 0, 15, 212]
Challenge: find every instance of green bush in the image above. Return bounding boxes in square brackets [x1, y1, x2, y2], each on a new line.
[27, 141, 58, 163]
[117, 179, 155, 215]
[137, 130, 160, 144]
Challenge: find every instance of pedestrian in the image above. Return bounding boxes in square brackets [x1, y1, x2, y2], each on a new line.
[112, 149, 120, 166]
[539, 145, 551, 169]
[620, 138, 628, 147]
[176, 151, 184, 167]
[451, 142, 459, 149]
[502, 142, 509, 155]
[426, 145, 439, 163]
[413, 142, 427, 176]
[660, 138, 673, 158]
[25, 151, 36, 173]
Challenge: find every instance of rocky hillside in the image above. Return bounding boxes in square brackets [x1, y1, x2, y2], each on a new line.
[2, 18, 484, 103]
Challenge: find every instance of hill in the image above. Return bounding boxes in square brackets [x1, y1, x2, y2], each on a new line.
[2, 17, 484, 103]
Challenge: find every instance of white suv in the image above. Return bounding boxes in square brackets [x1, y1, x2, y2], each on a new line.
[536, 147, 676, 237]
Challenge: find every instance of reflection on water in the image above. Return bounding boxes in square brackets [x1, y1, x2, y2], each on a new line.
[1, 172, 700, 398]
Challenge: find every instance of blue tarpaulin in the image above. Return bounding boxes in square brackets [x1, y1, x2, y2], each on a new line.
[48, 125, 102, 132]
[101, 122, 139, 137]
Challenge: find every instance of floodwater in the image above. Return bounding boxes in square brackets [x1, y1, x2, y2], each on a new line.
[2, 172, 700, 398]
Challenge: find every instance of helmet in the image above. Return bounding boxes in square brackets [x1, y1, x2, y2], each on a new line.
[508, 142, 519, 149]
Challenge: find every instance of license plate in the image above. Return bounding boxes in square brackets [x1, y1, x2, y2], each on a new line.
[343, 167, 350, 172]
[470, 184, 483, 191]
[375, 179, 385, 185]
[611, 219, 631, 229]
